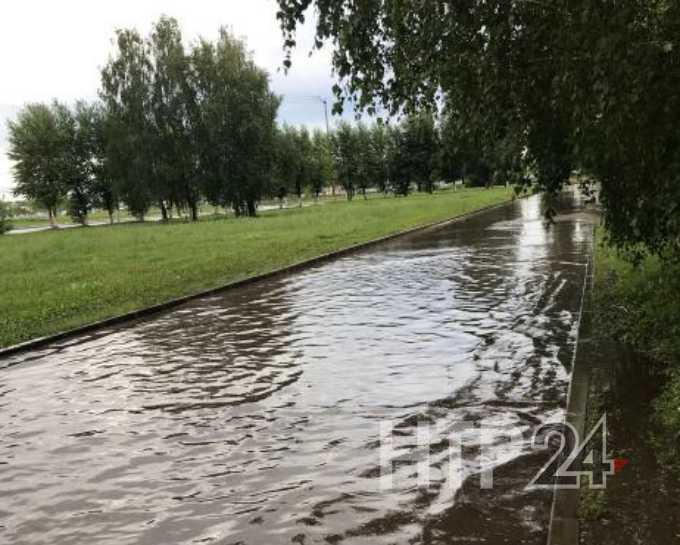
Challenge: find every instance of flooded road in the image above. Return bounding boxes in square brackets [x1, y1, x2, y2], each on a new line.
[0, 193, 595, 545]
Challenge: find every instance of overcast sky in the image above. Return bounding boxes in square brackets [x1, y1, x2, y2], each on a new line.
[0, 0, 348, 198]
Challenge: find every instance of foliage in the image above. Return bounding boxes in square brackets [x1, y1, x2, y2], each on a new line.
[332, 122, 361, 200]
[8, 15, 518, 223]
[391, 113, 439, 194]
[66, 102, 106, 225]
[10, 18, 279, 222]
[367, 124, 390, 193]
[273, 126, 334, 202]
[188, 29, 280, 216]
[148, 16, 196, 220]
[0, 200, 12, 234]
[88, 105, 118, 223]
[274, 125, 312, 204]
[310, 129, 334, 198]
[593, 230, 680, 471]
[7, 103, 70, 225]
[276, 0, 680, 256]
[594, 237, 680, 361]
[100, 27, 155, 220]
[652, 368, 680, 472]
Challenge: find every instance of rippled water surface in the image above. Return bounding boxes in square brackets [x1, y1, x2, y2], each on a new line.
[1, 193, 595, 545]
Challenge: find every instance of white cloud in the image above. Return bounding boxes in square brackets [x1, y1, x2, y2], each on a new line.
[0, 0, 351, 196]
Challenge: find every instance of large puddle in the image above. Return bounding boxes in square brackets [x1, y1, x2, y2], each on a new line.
[0, 193, 595, 544]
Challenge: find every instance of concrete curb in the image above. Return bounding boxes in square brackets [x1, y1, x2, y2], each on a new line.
[547, 227, 596, 545]
[0, 195, 520, 362]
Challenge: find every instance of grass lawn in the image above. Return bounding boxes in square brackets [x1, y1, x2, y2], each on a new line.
[0, 187, 512, 348]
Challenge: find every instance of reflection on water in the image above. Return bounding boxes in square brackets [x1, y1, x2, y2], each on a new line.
[0, 193, 595, 545]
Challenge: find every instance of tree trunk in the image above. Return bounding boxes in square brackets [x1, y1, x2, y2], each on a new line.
[108, 210, 114, 225]
[160, 201, 168, 222]
[190, 201, 198, 222]
[48, 208, 56, 228]
[246, 200, 257, 217]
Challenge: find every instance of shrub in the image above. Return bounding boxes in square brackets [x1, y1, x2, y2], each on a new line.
[0, 200, 13, 234]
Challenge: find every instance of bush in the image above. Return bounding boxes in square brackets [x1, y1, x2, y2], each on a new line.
[0, 201, 13, 234]
[594, 238, 680, 362]
[595, 231, 680, 470]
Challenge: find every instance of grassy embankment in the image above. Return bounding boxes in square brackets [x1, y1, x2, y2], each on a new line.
[0, 186, 512, 348]
[592, 237, 680, 438]
[579, 231, 680, 537]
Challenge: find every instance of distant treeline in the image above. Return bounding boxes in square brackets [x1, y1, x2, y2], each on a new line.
[6, 17, 509, 227]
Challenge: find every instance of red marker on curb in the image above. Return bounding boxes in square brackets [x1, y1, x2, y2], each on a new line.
[614, 458, 631, 474]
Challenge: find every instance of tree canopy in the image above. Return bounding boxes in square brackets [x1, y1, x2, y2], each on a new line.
[7, 103, 70, 225]
[276, 1, 680, 256]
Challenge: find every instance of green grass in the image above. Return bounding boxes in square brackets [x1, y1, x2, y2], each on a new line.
[593, 234, 680, 361]
[6, 191, 411, 229]
[592, 230, 680, 469]
[0, 187, 512, 348]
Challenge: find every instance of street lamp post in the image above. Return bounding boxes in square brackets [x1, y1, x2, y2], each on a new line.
[318, 96, 335, 197]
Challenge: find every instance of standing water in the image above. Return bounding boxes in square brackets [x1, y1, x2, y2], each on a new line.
[0, 193, 595, 545]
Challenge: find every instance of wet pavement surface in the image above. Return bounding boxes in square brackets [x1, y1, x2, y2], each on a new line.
[0, 193, 595, 545]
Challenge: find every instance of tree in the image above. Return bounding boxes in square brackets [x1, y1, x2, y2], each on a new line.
[384, 115, 441, 196]
[273, 125, 299, 206]
[100, 28, 155, 220]
[8, 102, 69, 226]
[368, 124, 390, 194]
[149, 16, 199, 221]
[65, 102, 106, 225]
[276, 1, 680, 256]
[401, 113, 439, 193]
[439, 111, 496, 188]
[0, 200, 12, 234]
[332, 122, 361, 200]
[387, 125, 411, 197]
[310, 129, 334, 199]
[89, 105, 119, 224]
[274, 125, 319, 205]
[353, 123, 374, 199]
[293, 127, 312, 205]
[188, 29, 280, 217]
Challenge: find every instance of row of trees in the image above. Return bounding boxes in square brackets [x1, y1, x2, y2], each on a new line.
[271, 113, 506, 205]
[9, 17, 279, 224]
[8, 17, 512, 228]
[7, 102, 473, 227]
[275, 113, 451, 204]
